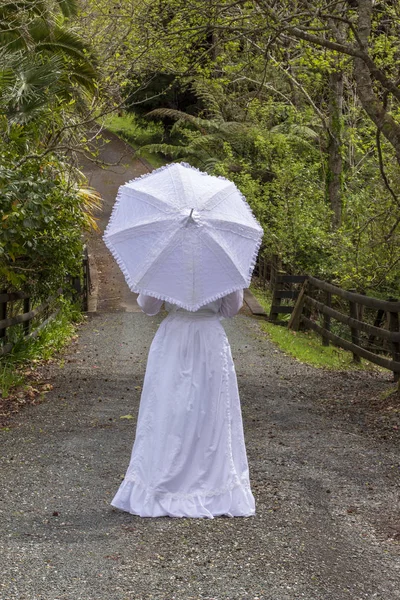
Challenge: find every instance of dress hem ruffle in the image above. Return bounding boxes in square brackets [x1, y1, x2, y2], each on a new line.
[111, 478, 255, 519]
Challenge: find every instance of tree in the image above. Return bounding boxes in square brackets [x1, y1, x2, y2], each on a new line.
[79, 0, 400, 293]
[0, 0, 101, 295]
[252, 0, 400, 163]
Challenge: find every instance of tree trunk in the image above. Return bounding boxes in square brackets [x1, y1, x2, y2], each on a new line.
[354, 0, 400, 164]
[327, 69, 343, 229]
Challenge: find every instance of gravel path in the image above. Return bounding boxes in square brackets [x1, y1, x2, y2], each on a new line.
[1, 133, 399, 600]
[1, 312, 399, 600]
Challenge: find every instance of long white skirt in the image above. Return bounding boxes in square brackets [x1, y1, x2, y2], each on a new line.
[111, 311, 255, 518]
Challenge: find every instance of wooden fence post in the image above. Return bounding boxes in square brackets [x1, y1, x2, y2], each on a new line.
[322, 291, 331, 346]
[269, 255, 282, 322]
[23, 297, 30, 336]
[288, 281, 308, 331]
[302, 279, 312, 327]
[368, 307, 385, 351]
[0, 289, 7, 342]
[349, 289, 361, 362]
[83, 246, 89, 311]
[388, 298, 400, 383]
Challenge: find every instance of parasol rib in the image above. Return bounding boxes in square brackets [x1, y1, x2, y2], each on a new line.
[107, 217, 179, 241]
[200, 218, 262, 240]
[119, 187, 178, 212]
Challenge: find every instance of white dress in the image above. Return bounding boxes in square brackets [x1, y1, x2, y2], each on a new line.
[111, 290, 255, 518]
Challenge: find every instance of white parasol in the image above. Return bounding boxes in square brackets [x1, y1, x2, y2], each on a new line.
[103, 162, 263, 311]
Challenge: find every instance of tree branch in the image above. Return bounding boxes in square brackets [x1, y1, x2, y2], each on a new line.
[254, 1, 400, 103]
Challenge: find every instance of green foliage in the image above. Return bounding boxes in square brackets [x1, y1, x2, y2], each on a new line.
[0, 155, 90, 297]
[260, 321, 369, 371]
[0, 0, 101, 305]
[250, 286, 376, 371]
[0, 298, 81, 398]
[0, 0, 97, 111]
[81, 0, 400, 298]
[138, 80, 399, 296]
[140, 94, 336, 278]
[0, 363, 25, 399]
[104, 113, 164, 147]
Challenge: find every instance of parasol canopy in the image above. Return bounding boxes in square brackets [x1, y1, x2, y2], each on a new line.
[103, 162, 263, 311]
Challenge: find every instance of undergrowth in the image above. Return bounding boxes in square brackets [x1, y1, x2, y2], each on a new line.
[0, 299, 83, 400]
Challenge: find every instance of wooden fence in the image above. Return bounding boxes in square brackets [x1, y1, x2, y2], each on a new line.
[0, 246, 91, 357]
[255, 254, 307, 322]
[288, 275, 400, 381]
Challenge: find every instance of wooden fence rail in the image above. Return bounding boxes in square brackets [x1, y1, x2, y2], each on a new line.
[270, 274, 308, 321]
[255, 254, 307, 322]
[289, 276, 400, 381]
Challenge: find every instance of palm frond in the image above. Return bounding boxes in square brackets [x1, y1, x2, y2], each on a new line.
[69, 61, 98, 93]
[37, 27, 91, 60]
[15, 54, 63, 92]
[0, 49, 15, 88]
[0, 32, 28, 53]
[1, 52, 64, 122]
[7, 97, 48, 124]
[55, 0, 78, 18]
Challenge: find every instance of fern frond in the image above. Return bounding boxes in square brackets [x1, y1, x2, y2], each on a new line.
[136, 143, 189, 160]
[184, 134, 225, 156]
[202, 157, 221, 173]
[207, 120, 252, 138]
[191, 80, 223, 121]
[146, 108, 209, 131]
[270, 123, 319, 140]
[149, 109, 254, 142]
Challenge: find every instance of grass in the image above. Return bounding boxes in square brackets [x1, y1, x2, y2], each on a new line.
[0, 300, 82, 399]
[250, 284, 378, 371]
[250, 284, 273, 314]
[0, 363, 25, 398]
[104, 113, 168, 169]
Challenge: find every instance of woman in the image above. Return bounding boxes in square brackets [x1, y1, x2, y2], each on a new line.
[111, 290, 255, 518]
